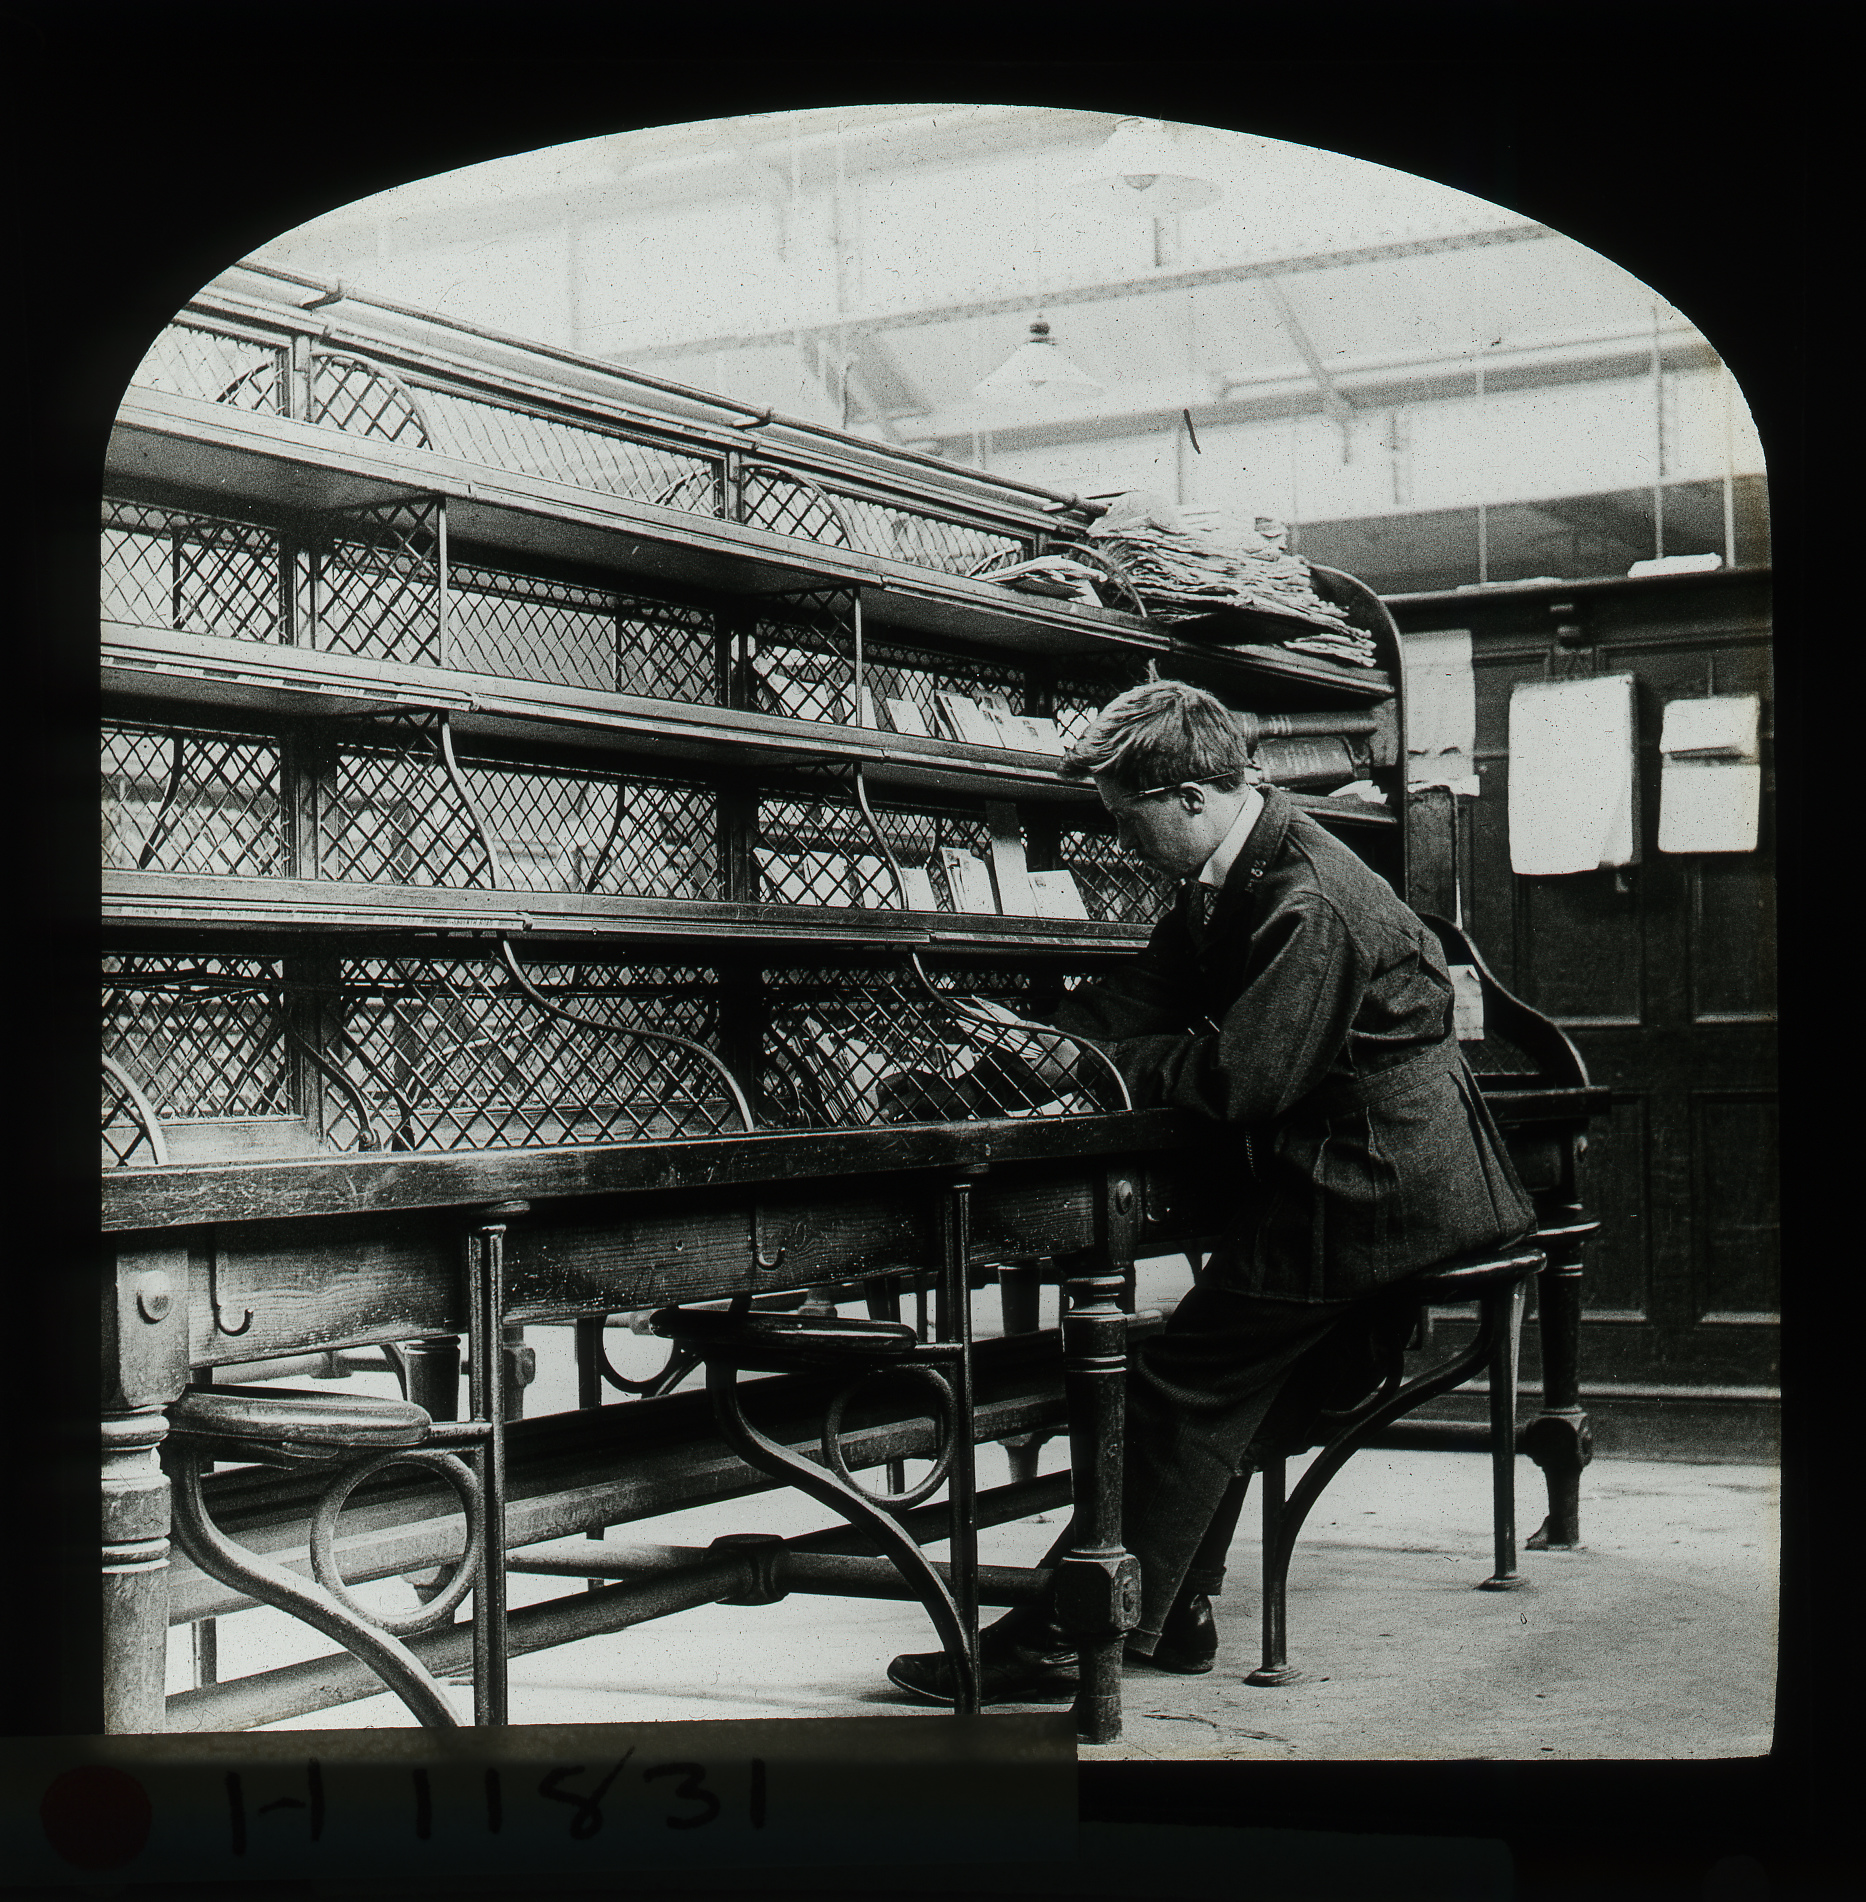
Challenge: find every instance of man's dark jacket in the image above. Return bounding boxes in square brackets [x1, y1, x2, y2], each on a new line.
[1048, 787, 1534, 1303]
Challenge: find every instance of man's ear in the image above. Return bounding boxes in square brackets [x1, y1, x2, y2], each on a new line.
[1179, 783, 1207, 813]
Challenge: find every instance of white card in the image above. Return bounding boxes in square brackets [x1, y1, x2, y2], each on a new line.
[939, 847, 998, 913]
[884, 695, 931, 737]
[1026, 870, 1090, 920]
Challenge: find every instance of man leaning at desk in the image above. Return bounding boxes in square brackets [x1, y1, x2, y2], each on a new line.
[885, 678, 1534, 1704]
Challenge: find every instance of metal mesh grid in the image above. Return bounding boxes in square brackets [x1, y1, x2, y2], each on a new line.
[741, 465, 1027, 578]
[740, 467, 855, 546]
[129, 321, 288, 414]
[103, 955, 293, 1122]
[312, 500, 443, 665]
[748, 592, 857, 725]
[1051, 665, 1148, 747]
[308, 354, 431, 447]
[754, 791, 991, 911]
[416, 384, 719, 506]
[102, 721, 288, 877]
[864, 636, 1027, 743]
[445, 560, 717, 702]
[829, 492, 1027, 576]
[102, 1064, 164, 1168]
[757, 959, 1112, 1129]
[1055, 822, 1173, 926]
[101, 499, 284, 643]
[324, 953, 741, 1149]
[459, 753, 719, 900]
[322, 718, 493, 890]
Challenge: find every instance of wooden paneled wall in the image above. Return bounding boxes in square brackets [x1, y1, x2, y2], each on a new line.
[1392, 571, 1776, 1398]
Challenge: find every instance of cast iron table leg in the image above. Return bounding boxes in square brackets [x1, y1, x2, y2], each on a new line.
[1056, 1169, 1142, 1745]
[1521, 1209, 1599, 1549]
[102, 1405, 173, 1734]
[104, 1242, 191, 1734]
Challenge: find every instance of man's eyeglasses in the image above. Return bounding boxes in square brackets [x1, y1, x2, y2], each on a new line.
[1105, 772, 1232, 811]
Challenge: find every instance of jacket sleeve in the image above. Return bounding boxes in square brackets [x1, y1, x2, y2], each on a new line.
[1093, 898, 1366, 1123]
[1045, 908, 1201, 1045]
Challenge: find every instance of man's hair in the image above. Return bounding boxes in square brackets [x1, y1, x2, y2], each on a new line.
[1061, 679, 1253, 793]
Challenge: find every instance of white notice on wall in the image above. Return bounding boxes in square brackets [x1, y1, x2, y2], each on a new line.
[1507, 675, 1639, 875]
[897, 864, 937, 909]
[1659, 694, 1760, 761]
[1400, 628, 1477, 789]
[1659, 763, 1762, 853]
[1448, 964, 1486, 1041]
[1657, 693, 1762, 854]
[884, 695, 931, 737]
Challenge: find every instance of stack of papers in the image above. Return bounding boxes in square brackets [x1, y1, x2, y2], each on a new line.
[926, 691, 1067, 755]
[1080, 502, 1374, 664]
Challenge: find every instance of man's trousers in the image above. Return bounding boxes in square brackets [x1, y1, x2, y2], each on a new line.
[1117, 1272, 1421, 1652]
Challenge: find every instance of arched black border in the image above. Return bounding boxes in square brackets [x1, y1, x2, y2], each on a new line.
[19, 28, 1832, 1898]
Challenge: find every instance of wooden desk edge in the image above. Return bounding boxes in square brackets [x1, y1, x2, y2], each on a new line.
[102, 1110, 1206, 1234]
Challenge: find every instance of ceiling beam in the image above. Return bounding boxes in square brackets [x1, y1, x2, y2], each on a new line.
[607, 224, 1553, 364]
[908, 335, 1721, 458]
[1257, 275, 1356, 455]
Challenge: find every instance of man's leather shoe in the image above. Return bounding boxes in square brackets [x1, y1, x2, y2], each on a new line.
[886, 1618, 1077, 1707]
[1129, 1592, 1218, 1674]
[888, 1593, 1219, 1702]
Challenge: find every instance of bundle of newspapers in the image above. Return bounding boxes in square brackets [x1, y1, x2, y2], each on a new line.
[1082, 493, 1378, 669]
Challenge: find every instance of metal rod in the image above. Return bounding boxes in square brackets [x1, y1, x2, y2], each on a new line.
[168, 1452, 459, 1729]
[1253, 1459, 1290, 1681]
[509, 1546, 1043, 1603]
[850, 587, 865, 727]
[166, 1552, 759, 1734]
[1479, 1279, 1527, 1590]
[169, 1468, 1076, 1733]
[466, 1204, 525, 1726]
[941, 1172, 982, 1710]
[226, 260, 1112, 519]
[495, 940, 756, 1133]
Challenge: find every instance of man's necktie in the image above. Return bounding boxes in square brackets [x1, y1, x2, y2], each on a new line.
[1190, 881, 1217, 929]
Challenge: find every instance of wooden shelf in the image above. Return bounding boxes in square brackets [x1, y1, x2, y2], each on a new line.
[107, 391, 1393, 703]
[103, 624, 1402, 821]
[102, 869, 1154, 955]
[102, 622, 1098, 803]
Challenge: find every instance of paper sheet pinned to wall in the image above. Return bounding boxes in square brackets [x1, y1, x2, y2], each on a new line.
[1401, 628, 1478, 793]
[1658, 693, 1762, 853]
[1507, 675, 1639, 874]
[1659, 694, 1760, 760]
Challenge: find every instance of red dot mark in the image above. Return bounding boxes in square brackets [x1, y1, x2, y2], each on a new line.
[39, 1765, 153, 1869]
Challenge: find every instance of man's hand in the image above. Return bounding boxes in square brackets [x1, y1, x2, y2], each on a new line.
[967, 1000, 1082, 1094]
[873, 1068, 973, 1123]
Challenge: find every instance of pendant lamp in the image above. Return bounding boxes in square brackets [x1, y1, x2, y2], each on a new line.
[972, 318, 1103, 404]
[1066, 118, 1221, 215]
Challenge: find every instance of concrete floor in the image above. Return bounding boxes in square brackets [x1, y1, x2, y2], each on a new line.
[174, 1276, 1779, 1762]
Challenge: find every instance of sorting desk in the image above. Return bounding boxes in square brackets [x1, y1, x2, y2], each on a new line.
[97, 262, 1607, 1742]
[102, 1110, 1210, 1740]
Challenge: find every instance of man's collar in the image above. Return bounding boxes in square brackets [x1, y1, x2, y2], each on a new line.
[1196, 785, 1264, 889]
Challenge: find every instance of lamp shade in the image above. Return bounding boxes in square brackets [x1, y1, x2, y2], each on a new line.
[972, 319, 1104, 404]
[1065, 118, 1221, 215]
